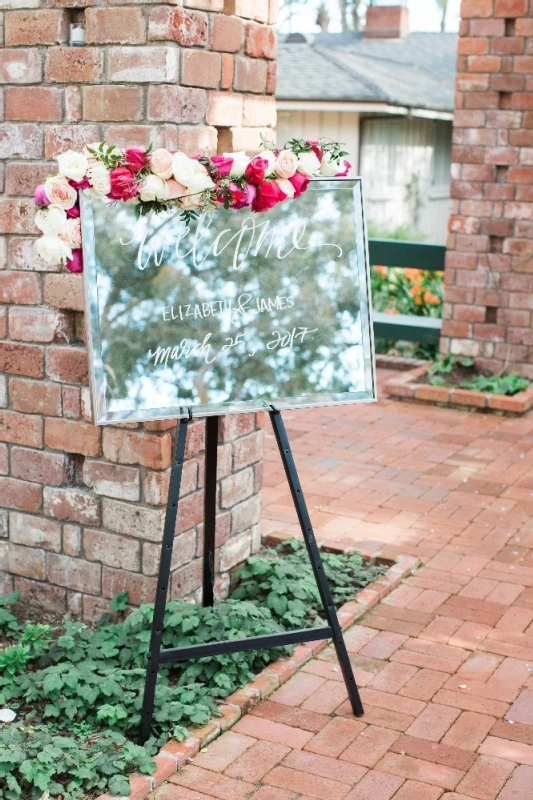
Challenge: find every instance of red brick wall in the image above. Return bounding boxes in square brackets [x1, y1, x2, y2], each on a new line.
[0, 0, 277, 620]
[442, 0, 533, 375]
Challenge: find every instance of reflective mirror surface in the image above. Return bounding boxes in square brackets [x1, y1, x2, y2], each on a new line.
[81, 178, 376, 423]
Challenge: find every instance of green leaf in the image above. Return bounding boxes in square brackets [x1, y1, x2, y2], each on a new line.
[0, 592, 20, 607]
[109, 591, 129, 613]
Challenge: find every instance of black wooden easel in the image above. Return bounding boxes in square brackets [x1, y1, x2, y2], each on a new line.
[139, 408, 364, 743]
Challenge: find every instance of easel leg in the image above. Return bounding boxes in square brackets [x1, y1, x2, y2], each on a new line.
[140, 417, 190, 744]
[203, 415, 219, 607]
[269, 408, 364, 717]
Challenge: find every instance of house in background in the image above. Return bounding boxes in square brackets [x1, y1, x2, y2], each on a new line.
[276, 5, 457, 244]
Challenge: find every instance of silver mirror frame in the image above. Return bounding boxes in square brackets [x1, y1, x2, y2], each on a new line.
[81, 177, 377, 425]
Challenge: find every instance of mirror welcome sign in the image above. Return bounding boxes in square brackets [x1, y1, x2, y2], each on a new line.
[81, 177, 376, 424]
[79, 174, 376, 741]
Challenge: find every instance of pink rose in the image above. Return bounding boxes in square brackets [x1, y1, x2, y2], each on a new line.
[289, 172, 310, 198]
[69, 176, 91, 191]
[227, 181, 257, 209]
[166, 179, 187, 200]
[125, 147, 149, 174]
[34, 184, 50, 207]
[211, 155, 233, 178]
[252, 180, 287, 213]
[275, 149, 298, 180]
[66, 205, 80, 219]
[44, 175, 77, 210]
[66, 248, 83, 274]
[150, 148, 174, 179]
[335, 159, 351, 177]
[109, 167, 138, 201]
[60, 218, 82, 249]
[245, 156, 269, 186]
[306, 139, 323, 160]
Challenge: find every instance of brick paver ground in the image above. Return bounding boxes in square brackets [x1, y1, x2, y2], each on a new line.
[152, 373, 533, 799]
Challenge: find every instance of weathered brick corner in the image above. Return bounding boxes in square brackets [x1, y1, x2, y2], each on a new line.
[0, 0, 278, 619]
[442, 0, 533, 378]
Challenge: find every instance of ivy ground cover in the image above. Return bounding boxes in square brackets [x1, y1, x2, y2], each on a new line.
[0, 540, 385, 800]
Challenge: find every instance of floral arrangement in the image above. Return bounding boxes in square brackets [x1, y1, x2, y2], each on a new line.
[33, 137, 351, 274]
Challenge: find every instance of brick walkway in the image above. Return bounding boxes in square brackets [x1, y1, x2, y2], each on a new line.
[152, 373, 533, 800]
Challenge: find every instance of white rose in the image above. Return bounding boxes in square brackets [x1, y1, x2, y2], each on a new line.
[186, 172, 215, 196]
[297, 151, 321, 177]
[172, 152, 198, 187]
[320, 152, 343, 177]
[34, 204, 68, 236]
[275, 149, 299, 179]
[191, 159, 209, 175]
[61, 217, 82, 249]
[224, 151, 250, 177]
[276, 178, 295, 199]
[89, 164, 111, 196]
[0, 709, 16, 723]
[56, 149, 88, 183]
[139, 174, 170, 203]
[35, 235, 73, 266]
[258, 150, 276, 176]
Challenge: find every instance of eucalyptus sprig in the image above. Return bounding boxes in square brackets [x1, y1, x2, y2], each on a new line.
[320, 137, 349, 161]
[284, 137, 313, 154]
[260, 133, 277, 152]
[87, 141, 123, 171]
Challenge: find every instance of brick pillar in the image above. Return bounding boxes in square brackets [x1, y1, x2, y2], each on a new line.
[442, 0, 533, 376]
[0, 0, 277, 620]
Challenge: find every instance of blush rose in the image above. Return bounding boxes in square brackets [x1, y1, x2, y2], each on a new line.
[44, 175, 77, 210]
[150, 148, 174, 180]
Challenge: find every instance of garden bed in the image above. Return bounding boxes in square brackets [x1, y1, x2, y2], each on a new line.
[385, 363, 533, 415]
[0, 537, 417, 800]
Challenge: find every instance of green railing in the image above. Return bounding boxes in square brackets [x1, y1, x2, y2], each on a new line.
[369, 238, 446, 346]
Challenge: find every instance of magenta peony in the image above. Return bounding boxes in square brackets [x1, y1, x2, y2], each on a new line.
[109, 167, 138, 201]
[34, 184, 50, 207]
[252, 180, 287, 212]
[229, 181, 257, 209]
[125, 147, 149, 173]
[245, 156, 269, 186]
[335, 159, 351, 177]
[66, 248, 83, 273]
[211, 156, 234, 177]
[289, 172, 310, 198]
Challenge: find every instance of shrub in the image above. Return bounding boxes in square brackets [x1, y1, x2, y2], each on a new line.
[231, 539, 386, 629]
[0, 725, 154, 800]
[0, 539, 383, 798]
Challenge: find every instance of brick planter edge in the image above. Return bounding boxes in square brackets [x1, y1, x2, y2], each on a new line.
[385, 364, 533, 415]
[95, 534, 419, 800]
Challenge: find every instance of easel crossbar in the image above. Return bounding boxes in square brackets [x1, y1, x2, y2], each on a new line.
[158, 626, 333, 663]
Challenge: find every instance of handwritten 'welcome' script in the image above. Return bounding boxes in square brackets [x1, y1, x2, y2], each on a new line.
[120, 212, 343, 272]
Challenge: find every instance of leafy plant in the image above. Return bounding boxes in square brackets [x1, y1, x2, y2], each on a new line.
[232, 539, 386, 629]
[0, 593, 20, 635]
[460, 374, 530, 396]
[0, 541, 380, 798]
[428, 354, 474, 386]
[0, 724, 155, 800]
[0, 623, 54, 678]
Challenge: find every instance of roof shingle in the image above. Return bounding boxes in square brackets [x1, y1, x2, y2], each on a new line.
[276, 32, 457, 112]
